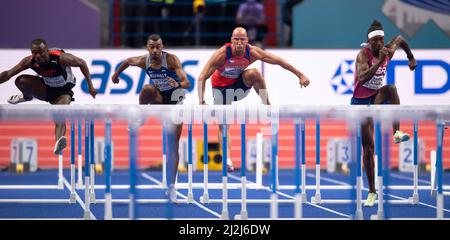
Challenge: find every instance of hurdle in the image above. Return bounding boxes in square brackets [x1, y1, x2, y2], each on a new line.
[269, 119, 434, 209]
[429, 120, 449, 219]
[76, 118, 83, 189]
[0, 117, 86, 213]
[1, 104, 449, 220]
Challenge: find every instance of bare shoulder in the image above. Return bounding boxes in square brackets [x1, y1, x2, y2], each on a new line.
[209, 46, 227, 65]
[249, 44, 263, 53]
[166, 52, 181, 64]
[20, 56, 33, 67]
[165, 52, 182, 69]
[356, 48, 368, 61]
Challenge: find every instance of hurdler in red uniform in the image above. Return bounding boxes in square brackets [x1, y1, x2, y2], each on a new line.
[0, 38, 97, 154]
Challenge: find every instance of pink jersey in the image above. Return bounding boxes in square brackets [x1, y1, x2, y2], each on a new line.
[353, 47, 389, 99]
[211, 43, 251, 87]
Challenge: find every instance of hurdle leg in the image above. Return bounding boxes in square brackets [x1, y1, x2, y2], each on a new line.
[187, 124, 194, 203]
[355, 125, 363, 220]
[76, 118, 83, 189]
[301, 120, 307, 202]
[70, 120, 76, 203]
[57, 152, 64, 190]
[371, 121, 384, 220]
[128, 124, 138, 220]
[162, 124, 167, 188]
[221, 124, 229, 220]
[256, 132, 263, 188]
[83, 119, 91, 220]
[436, 121, 444, 219]
[311, 118, 321, 204]
[239, 124, 248, 220]
[410, 120, 419, 204]
[104, 119, 113, 220]
[200, 123, 209, 203]
[89, 120, 96, 203]
[431, 150, 437, 197]
[270, 123, 278, 219]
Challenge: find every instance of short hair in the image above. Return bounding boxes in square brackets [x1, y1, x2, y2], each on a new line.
[147, 34, 162, 43]
[31, 38, 47, 47]
[367, 20, 383, 36]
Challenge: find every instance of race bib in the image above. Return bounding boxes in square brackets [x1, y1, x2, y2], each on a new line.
[362, 75, 384, 90]
[152, 77, 173, 92]
[221, 67, 244, 79]
[43, 76, 67, 88]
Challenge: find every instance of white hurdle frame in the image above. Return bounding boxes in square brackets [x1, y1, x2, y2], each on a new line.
[0, 104, 449, 220]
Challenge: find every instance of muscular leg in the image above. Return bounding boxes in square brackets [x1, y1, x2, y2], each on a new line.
[241, 68, 270, 105]
[361, 118, 376, 193]
[14, 75, 48, 101]
[169, 124, 183, 185]
[139, 84, 163, 104]
[51, 95, 72, 153]
[374, 84, 400, 134]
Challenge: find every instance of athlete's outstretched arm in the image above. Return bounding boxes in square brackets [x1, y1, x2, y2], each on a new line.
[355, 49, 387, 84]
[60, 52, 97, 98]
[0, 57, 31, 84]
[167, 54, 190, 89]
[197, 46, 226, 104]
[386, 35, 416, 70]
[111, 55, 146, 84]
[251, 46, 310, 88]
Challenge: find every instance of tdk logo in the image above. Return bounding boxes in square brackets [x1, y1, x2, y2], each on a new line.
[331, 60, 450, 95]
[80, 60, 198, 94]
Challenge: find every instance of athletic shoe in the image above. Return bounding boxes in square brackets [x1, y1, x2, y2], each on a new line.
[227, 158, 235, 172]
[394, 130, 410, 144]
[7, 94, 32, 104]
[54, 136, 67, 154]
[364, 192, 377, 207]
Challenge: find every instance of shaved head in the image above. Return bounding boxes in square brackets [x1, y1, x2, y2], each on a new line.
[232, 27, 247, 37]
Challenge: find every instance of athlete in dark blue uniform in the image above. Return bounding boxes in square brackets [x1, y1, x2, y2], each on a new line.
[0, 38, 97, 154]
[112, 34, 190, 201]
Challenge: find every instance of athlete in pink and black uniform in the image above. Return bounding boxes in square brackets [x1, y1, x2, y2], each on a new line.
[351, 20, 417, 207]
[0, 38, 97, 154]
[198, 27, 310, 171]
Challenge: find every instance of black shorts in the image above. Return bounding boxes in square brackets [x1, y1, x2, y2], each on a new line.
[160, 88, 185, 105]
[350, 95, 375, 105]
[212, 74, 251, 105]
[39, 77, 75, 103]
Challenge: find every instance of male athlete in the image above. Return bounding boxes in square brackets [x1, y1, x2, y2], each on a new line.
[197, 27, 310, 171]
[0, 38, 97, 154]
[111, 34, 190, 201]
[352, 20, 417, 207]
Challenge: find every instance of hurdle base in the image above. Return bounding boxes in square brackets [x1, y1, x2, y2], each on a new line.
[370, 211, 384, 220]
[187, 192, 194, 204]
[84, 211, 91, 220]
[221, 210, 229, 220]
[57, 179, 64, 190]
[409, 193, 419, 205]
[70, 192, 77, 204]
[234, 211, 248, 220]
[355, 210, 363, 220]
[200, 193, 209, 204]
[431, 189, 437, 198]
[90, 192, 96, 204]
[311, 193, 321, 204]
[301, 193, 307, 203]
